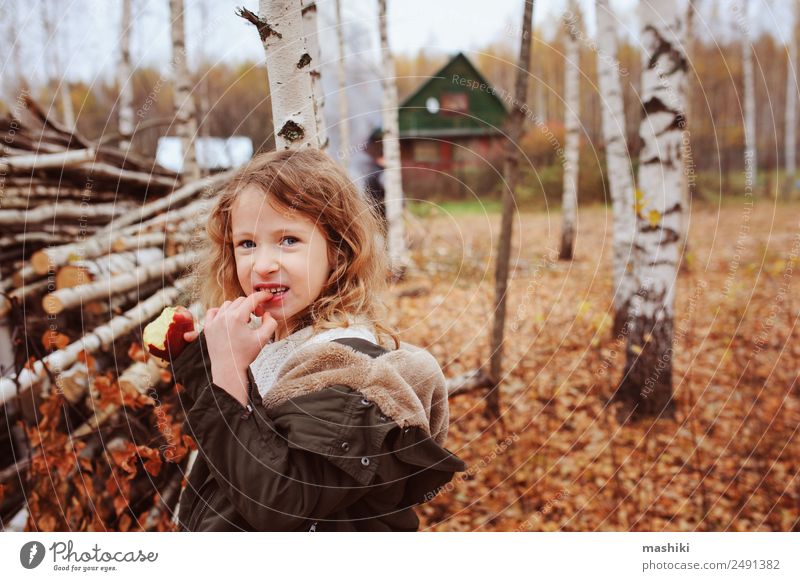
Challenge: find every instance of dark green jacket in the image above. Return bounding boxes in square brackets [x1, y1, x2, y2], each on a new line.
[171, 332, 466, 531]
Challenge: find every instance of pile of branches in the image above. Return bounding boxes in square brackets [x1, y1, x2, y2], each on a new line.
[0, 99, 233, 531]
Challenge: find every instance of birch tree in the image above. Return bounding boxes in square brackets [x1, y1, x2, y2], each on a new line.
[559, 1, 581, 261]
[40, 0, 75, 131]
[169, 0, 200, 180]
[679, 0, 697, 266]
[118, 0, 135, 152]
[335, 0, 351, 169]
[238, 0, 323, 150]
[485, 0, 535, 418]
[614, 0, 687, 420]
[595, 0, 637, 335]
[786, 0, 798, 196]
[738, 0, 757, 192]
[377, 0, 408, 275]
[301, 0, 328, 150]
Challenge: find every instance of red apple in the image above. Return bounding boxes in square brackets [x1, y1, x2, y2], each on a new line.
[143, 306, 195, 360]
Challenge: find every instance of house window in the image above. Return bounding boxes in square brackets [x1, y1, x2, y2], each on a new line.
[440, 92, 469, 114]
[414, 141, 439, 162]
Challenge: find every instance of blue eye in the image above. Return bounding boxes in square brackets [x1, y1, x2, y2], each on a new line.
[238, 240, 256, 249]
[282, 236, 299, 246]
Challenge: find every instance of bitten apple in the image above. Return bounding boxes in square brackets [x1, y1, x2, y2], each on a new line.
[143, 306, 195, 360]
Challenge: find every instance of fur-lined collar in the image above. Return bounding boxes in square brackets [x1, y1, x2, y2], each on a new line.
[261, 340, 450, 445]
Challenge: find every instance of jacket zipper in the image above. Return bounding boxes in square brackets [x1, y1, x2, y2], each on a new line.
[308, 521, 318, 532]
[189, 478, 218, 531]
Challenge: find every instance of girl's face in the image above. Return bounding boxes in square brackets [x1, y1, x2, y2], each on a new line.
[231, 185, 332, 341]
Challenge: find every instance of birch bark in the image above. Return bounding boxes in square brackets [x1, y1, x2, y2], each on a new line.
[595, 0, 637, 335]
[615, 0, 687, 419]
[169, 0, 200, 180]
[559, 1, 580, 261]
[377, 0, 408, 275]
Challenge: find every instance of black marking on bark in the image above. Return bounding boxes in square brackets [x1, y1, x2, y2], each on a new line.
[297, 53, 312, 69]
[278, 120, 305, 142]
[647, 259, 677, 268]
[663, 202, 681, 216]
[637, 225, 680, 245]
[642, 156, 676, 169]
[643, 24, 688, 76]
[236, 7, 282, 42]
[301, 1, 317, 17]
[642, 96, 673, 116]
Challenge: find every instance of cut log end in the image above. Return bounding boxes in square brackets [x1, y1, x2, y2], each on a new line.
[55, 265, 92, 290]
[42, 294, 64, 316]
[31, 250, 53, 275]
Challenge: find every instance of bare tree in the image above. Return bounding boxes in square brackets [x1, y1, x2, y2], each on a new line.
[118, 0, 135, 152]
[786, 0, 798, 196]
[169, 0, 200, 180]
[595, 0, 637, 336]
[377, 0, 408, 276]
[40, 0, 75, 131]
[239, 0, 323, 150]
[738, 0, 757, 192]
[485, 0, 535, 418]
[679, 0, 697, 267]
[301, 0, 328, 150]
[335, 0, 351, 170]
[613, 0, 687, 420]
[559, 1, 581, 261]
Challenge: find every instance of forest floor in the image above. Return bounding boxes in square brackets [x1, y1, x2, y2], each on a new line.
[390, 198, 800, 531]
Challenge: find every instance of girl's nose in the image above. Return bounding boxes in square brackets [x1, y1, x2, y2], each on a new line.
[252, 249, 280, 276]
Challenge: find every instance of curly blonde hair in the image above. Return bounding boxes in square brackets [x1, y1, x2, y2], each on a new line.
[187, 148, 399, 350]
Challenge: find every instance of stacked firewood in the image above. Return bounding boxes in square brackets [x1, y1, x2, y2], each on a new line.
[0, 98, 233, 531]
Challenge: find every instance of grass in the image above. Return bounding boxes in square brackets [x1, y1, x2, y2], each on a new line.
[408, 199, 503, 217]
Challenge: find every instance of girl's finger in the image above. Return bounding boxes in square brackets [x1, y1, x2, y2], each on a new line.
[255, 315, 278, 346]
[183, 330, 199, 342]
[205, 307, 219, 325]
[240, 290, 274, 321]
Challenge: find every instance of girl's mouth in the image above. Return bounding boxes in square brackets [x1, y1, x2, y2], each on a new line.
[259, 286, 289, 303]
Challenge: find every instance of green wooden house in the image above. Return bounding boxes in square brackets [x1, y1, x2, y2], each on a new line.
[371, 52, 510, 178]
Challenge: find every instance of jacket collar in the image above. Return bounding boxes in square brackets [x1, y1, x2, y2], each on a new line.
[260, 339, 451, 445]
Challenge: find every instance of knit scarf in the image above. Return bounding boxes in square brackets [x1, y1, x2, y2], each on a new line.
[248, 317, 378, 399]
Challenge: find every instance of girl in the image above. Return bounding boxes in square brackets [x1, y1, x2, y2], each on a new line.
[169, 148, 465, 531]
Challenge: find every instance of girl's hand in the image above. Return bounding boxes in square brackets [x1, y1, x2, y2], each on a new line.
[183, 329, 200, 342]
[203, 291, 278, 405]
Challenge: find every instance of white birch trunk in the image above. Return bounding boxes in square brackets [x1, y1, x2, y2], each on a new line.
[59, 82, 75, 132]
[559, 3, 580, 261]
[335, 0, 351, 169]
[118, 0, 135, 152]
[786, 1, 798, 195]
[55, 248, 165, 289]
[616, 0, 687, 419]
[169, 0, 200, 180]
[301, 0, 328, 150]
[249, 0, 321, 150]
[42, 252, 197, 315]
[595, 0, 638, 335]
[740, 0, 757, 192]
[378, 0, 408, 275]
[679, 0, 695, 265]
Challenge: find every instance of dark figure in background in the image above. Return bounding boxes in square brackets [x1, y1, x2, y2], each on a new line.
[365, 155, 386, 226]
